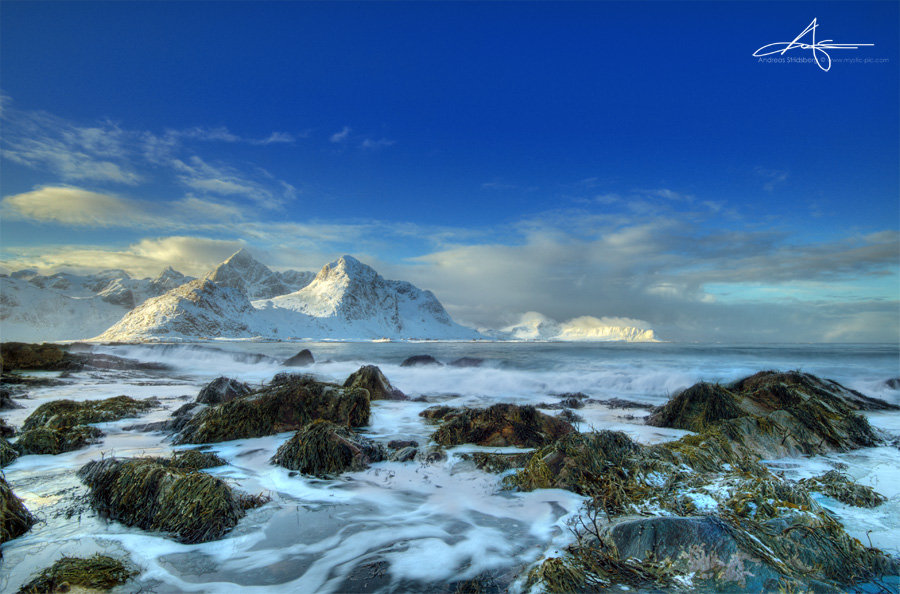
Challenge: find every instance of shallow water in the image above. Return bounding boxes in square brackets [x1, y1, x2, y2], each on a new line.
[2, 341, 899, 592]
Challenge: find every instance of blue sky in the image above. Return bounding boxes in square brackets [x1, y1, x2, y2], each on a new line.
[1, 1, 897, 342]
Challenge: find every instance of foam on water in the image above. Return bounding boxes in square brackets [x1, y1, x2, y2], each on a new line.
[2, 341, 899, 592]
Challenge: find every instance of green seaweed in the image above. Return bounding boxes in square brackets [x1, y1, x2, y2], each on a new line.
[16, 554, 137, 594]
[1, 474, 35, 550]
[271, 420, 385, 477]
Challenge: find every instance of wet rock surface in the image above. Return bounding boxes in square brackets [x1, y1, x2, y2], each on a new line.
[16, 554, 137, 594]
[344, 365, 406, 400]
[1, 475, 35, 554]
[283, 349, 315, 367]
[195, 376, 252, 405]
[400, 354, 443, 367]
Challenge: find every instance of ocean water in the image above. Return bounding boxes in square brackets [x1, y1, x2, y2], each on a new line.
[1, 341, 899, 593]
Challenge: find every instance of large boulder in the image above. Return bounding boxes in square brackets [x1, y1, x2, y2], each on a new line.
[22, 395, 156, 431]
[343, 365, 406, 400]
[196, 376, 252, 405]
[400, 355, 443, 367]
[647, 371, 893, 459]
[282, 349, 315, 367]
[1, 342, 80, 372]
[271, 420, 386, 476]
[78, 455, 266, 544]
[175, 374, 370, 445]
[427, 403, 574, 448]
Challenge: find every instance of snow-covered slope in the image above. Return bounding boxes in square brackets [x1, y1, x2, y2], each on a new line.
[203, 249, 314, 300]
[0, 268, 195, 342]
[94, 279, 261, 341]
[253, 256, 481, 340]
[0, 276, 132, 342]
[488, 312, 658, 342]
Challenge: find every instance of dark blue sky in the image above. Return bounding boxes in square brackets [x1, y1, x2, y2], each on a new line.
[1, 1, 897, 341]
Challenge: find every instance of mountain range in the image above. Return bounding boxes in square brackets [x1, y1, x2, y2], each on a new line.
[0, 250, 658, 343]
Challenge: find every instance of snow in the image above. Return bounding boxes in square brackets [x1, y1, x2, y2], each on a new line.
[485, 311, 658, 342]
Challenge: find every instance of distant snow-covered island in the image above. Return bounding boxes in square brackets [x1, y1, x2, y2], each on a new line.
[0, 250, 658, 343]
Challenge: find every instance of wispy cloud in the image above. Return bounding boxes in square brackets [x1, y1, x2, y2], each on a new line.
[755, 166, 789, 192]
[330, 126, 351, 143]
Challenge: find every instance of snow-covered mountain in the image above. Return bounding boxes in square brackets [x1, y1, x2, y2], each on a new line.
[94, 278, 260, 341]
[94, 255, 482, 342]
[0, 268, 195, 342]
[487, 312, 658, 342]
[202, 248, 314, 300]
[253, 255, 481, 340]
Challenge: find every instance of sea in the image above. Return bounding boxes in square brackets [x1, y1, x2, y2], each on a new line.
[2, 341, 899, 593]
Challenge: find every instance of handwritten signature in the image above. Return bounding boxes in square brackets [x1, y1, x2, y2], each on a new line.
[753, 18, 873, 71]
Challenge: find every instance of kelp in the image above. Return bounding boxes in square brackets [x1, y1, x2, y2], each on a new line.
[645, 382, 744, 432]
[170, 448, 227, 470]
[77, 455, 261, 544]
[457, 451, 534, 473]
[799, 470, 887, 508]
[1, 437, 19, 467]
[428, 403, 574, 448]
[15, 425, 103, 456]
[16, 554, 137, 594]
[1, 474, 35, 549]
[22, 395, 156, 431]
[195, 376, 252, 405]
[271, 420, 385, 477]
[175, 374, 371, 445]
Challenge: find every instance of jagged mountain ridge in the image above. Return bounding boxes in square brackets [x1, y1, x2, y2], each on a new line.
[203, 248, 315, 300]
[485, 312, 658, 342]
[95, 254, 481, 341]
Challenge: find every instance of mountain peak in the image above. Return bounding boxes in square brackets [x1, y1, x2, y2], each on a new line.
[223, 248, 259, 268]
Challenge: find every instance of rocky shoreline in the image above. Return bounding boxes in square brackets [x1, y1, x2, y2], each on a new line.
[1, 342, 899, 592]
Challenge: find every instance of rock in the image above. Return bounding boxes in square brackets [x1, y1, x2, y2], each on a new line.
[400, 355, 443, 367]
[283, 349, 315, 367]
[1, 474, 35, 551]
[419, 405, 458, 422]
[343, 365, 406, 400]
[0, 342, 81, 372]
[16, 554, 137, 594]
[0, 388, 22, 411]
[170, 449, 228, 470]
[458, 451, 533, 473]
[271, 421, 385, 476]
[599, 516, 785, 592]
[428, 403, 575, 448]
[416, 446, 447, 465]
[15, 425, 104, 455]
[595, 397, 656, 410]
[647, 371, 892, 458]
[78, 456, 254, 544]
[175, 375, 370, 445]
[22, 396, 156, 432]
[0, 417, 15, 438]
[0, 437, 19, 467]
[389, 446, 418, 462]
[799, 470, 887, 507]
[885, 378, 900, 389]
[387, 439, 419, 449]
[196, 376, 252, 405]
[448, 357, 484, 368]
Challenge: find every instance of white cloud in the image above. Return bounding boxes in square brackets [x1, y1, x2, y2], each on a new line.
[330, 126, 351, 143]
[2, 186, 155, 227]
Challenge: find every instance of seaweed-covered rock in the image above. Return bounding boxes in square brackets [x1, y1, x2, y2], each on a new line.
[429, 403, 574, 448]
[22, 395, 156, 431]
[1, 475, 35, 549]
[400, 355, 443, 367]
[647, 371, 891, 458]
[283, 349, 315, 367]
[78, 456, 248, 544]
[271, 420, 385, 476]
[1, 342, 80, 372]
[646, 382, 744, 432]
[0, 437, 19, 467]
[175, 375, 370, 445]
[196, 376, 252, 405]
[343, 365, 406, 400]
[16, 554, 137, 594]
[15, 425, 104, 456]
[458, 451, 534, 473]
